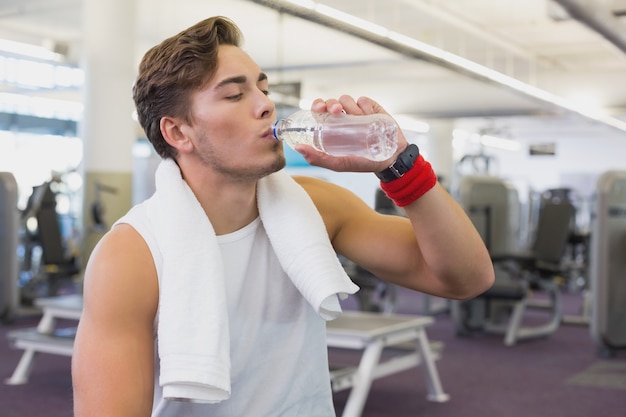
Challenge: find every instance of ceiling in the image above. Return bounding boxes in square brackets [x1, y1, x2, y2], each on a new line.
[2, 0, 626, 141]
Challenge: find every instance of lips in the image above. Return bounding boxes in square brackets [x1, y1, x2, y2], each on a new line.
[262, 127, 275, 140]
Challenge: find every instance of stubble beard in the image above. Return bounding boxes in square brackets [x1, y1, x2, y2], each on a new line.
[197, 142, 287, 183]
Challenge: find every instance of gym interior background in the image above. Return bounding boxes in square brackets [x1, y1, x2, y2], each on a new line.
[0, 1, 625, 416]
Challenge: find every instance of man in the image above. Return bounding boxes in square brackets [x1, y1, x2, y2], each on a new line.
[72, 16, 493, 417]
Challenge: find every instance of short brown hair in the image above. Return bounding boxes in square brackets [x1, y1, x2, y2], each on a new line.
[133, 16, 243, 159]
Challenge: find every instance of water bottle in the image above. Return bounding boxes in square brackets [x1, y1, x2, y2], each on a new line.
[273, 110, 398, 161]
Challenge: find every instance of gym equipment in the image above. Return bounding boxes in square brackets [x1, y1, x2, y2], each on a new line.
[0, 172, 19, 321]
[589, 170, 626, 357]
[456, 175, 521, 257]
[452, 175, 574, 345]
[20, 181, 80, 302]
[6, 294, 82, 385]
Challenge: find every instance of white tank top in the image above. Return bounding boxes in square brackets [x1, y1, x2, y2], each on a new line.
[117, 201, 336, 417]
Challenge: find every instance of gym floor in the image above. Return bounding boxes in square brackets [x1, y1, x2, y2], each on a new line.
[1, 287, 624, 417]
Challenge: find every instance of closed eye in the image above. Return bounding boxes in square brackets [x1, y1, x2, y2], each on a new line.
[226, 93, 244, 101]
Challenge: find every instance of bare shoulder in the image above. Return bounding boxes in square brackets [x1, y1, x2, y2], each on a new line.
[73, 224, 157, 416]
[82, 223, 158, 322]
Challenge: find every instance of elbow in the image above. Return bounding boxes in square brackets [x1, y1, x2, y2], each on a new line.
[448, 262, 496, 301]
[465, 263, 496, 300]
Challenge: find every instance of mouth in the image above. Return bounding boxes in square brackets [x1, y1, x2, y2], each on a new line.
[262, 127, 276, 140]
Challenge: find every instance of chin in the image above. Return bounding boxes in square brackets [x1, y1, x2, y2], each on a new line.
[268, 155, 286, 173]
[249, 154, 286, 180]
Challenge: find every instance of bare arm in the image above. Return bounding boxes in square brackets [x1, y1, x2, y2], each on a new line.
[394, 182, 495, 299]
[297, 176, 493, 300]
[293, 95, 493, 300]
[72, 224, 158, 417]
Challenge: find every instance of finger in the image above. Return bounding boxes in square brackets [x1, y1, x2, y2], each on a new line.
[337, 95, 364, 115]
[310, 98, 327, 112]
[311, 98, 349, 113]
[294, 145, 339, 168]
[357, 96, 386, 115]
[324, 98, 344, 114]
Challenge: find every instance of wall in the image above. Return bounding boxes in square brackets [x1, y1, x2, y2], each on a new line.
[476, 129, 626, 199]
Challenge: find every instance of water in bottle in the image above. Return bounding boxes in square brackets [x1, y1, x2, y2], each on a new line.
[273, 110, 398, 161]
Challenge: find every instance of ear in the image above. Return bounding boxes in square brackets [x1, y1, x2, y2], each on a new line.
[160, 116, 194, 153]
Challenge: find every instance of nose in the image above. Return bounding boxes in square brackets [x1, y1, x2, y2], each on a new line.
[257, 89, 275, 119]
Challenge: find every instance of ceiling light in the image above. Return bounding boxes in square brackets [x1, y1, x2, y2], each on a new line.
[453, 128, 521, 151]
[0, 39, 63, 62]
[479, 134, 522, 152]
[255, 0, 626, 133]
[314, 4, 389, 37]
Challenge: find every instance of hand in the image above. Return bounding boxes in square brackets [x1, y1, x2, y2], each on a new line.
[294, 95, 409, 173]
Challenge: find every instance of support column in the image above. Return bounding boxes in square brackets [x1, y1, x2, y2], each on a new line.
[80, 0, 137, 263]
[425, 119, 455, 191]
[0, 172, 18, 319]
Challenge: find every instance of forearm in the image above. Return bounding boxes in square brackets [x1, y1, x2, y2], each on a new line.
[402, 183, 494, 299]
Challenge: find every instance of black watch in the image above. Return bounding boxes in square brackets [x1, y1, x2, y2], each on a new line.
[375, 144, 420, 183]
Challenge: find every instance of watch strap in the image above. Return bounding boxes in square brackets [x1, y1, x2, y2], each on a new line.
[375, 144, 420, 183]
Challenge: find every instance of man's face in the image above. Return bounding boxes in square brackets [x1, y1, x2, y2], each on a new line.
[182, 45, 284, 179]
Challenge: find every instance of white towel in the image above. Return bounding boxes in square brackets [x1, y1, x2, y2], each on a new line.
[151, 159, 359, 403]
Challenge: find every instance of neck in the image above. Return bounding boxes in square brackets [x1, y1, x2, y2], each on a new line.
[177, 161, 260, 235]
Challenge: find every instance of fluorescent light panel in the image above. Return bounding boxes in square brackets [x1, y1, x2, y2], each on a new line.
[0, 39, 62, 62]
[277, 0, 626, 132]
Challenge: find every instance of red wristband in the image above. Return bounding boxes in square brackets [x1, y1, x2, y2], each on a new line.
[379, 154, 437, 207]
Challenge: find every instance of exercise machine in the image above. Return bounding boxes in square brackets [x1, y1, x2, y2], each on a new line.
[0, 172, 19, 321]
[452, 175, 573, 345]
[589, 170, 626, 357]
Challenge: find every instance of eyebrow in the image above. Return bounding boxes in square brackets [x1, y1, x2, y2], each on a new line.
[215, 72, 268, 90]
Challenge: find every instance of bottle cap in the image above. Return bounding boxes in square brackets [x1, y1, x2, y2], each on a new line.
[272, 120, 280, 141]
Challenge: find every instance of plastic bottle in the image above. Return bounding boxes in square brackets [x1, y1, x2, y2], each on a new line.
[273, 110, 398, 161]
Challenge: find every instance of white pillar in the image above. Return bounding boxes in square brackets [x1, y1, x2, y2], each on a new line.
[80, 0, 137, 261]
[425, 119, 455, 191]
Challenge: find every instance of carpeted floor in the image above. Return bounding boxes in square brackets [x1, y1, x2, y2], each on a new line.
[1, 287, 625, 417]
[333, 288, 626, 417]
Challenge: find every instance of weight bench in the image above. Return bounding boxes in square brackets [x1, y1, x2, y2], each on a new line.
[5, 294, 82, 385]
[327, 311, 449, 417]
[6, 296, 450, 417]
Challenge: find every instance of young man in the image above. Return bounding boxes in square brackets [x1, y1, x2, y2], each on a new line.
[72, 16, 494, 417]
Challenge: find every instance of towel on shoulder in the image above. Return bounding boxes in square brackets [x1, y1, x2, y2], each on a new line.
[150, 159, 359, 403]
